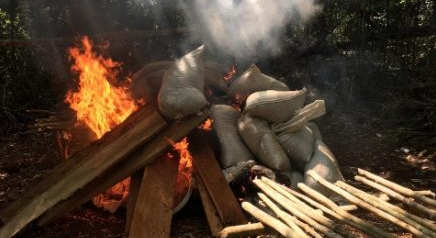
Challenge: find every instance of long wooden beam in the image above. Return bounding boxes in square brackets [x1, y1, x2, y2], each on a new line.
[128, 155, 179, 238]
[191, 135, 247, 227]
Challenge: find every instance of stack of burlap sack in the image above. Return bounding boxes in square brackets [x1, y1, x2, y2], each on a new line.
[148, 45, 343, 197]
[215, 64, 344, 196]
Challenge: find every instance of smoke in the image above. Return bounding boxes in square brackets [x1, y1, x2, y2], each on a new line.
[181, 0, 320, 59]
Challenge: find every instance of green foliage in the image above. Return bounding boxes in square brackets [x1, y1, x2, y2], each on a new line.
[303, 0, 436, 130]
[0, 8, 55, 112]
[0, 0, 435, 133]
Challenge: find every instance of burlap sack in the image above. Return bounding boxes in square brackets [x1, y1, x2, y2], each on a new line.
[277, 125, 315, 171]
[238, 114, 291, 171]
[158, 45, 207, 119]
[290, 170, 304, 190]
[205, 60, 229, 93]
[131, 61, 172, 103]
[306, 122, 322, 140]
[211, 105, 254, 168]
[244, 89, 307, 123]
[304, 139, 345, 197]
[228, 64, 289, 102]
[272, 100, 326, 133]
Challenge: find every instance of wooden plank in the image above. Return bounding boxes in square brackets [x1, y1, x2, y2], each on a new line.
[193, 171, 224, 237]
[0, 105, 168, 238]
[125, 169, 145, 233]
[2, 105, 156, 221]
[191, 136, 247, 226]
[3, 104, 154, 222]
[37, 109, 209, 226]
[128, 155, 179, 238]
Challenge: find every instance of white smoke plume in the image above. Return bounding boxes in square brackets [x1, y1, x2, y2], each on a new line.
[181, 0, 320, 59]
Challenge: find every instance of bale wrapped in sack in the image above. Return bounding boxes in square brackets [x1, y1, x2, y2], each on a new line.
[272, 100, 326, 133]
[276, 125, 315, 171]
[131, 61, 172, 103]
[244, 88, 307, 123]
[205, 60, 230, 93]
[238, 114, 291, 171]
[290, 170, 304, 190]
[306, 122, 322, 140]
[304, 139, 345, 197]
[228, 64, 289, 102]
[211, 105, 254, 168]
[158, 45, 208, 119]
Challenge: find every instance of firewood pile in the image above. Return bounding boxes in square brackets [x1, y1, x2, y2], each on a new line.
[222, 169, 436, 238]
[0, 43, 434, 238]
[0, 44, 246, 238]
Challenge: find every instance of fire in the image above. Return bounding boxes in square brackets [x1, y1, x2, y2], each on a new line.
[65, 36, 139, 139]
[199, 119, 213, 131]
[171, 137, 194, 212]
[172, 137, 194, 173]
[65, 36, 140, 213]
[224, 65, 236, 81]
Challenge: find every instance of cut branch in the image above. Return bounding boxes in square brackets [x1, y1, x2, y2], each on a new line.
[220, 223, 267, 238]
[306, 170, 430, 238]
[335, 181, 436, 237]
[257, 193, 314, 238]
[261, 177, 359, 238]
[297, 183, 395, 238]
[253, 179, 343, 238]
[357, 168, 436, 208]
[355, 175, 436, 219]
[241, 202, 296, 238]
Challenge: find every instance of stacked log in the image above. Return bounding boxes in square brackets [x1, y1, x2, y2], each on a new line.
[222, 169, 436, 238]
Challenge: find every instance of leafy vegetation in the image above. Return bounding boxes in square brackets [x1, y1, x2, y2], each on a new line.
[0, 0, 435, 135]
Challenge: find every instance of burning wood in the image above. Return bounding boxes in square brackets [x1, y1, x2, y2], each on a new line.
[65, 36, 144, 213]
[37, 109, 208, 227]
[0, 104, 168, 238]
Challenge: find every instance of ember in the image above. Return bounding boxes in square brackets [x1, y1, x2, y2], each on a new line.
[173, 137, 193, 175]
[224, 65, 236, 81]
[198, 119, 213, 131]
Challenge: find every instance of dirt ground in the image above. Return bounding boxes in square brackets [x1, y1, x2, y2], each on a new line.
[0, 108, 434, 238]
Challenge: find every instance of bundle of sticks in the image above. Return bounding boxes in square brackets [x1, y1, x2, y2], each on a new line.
[221, 168, 436, 238]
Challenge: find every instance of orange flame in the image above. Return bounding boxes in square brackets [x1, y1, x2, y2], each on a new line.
[173, 137, 193, 172]
[224, 65, 236, 81]
[199, 119, 213, 131]
[65, 36, 139, 139]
